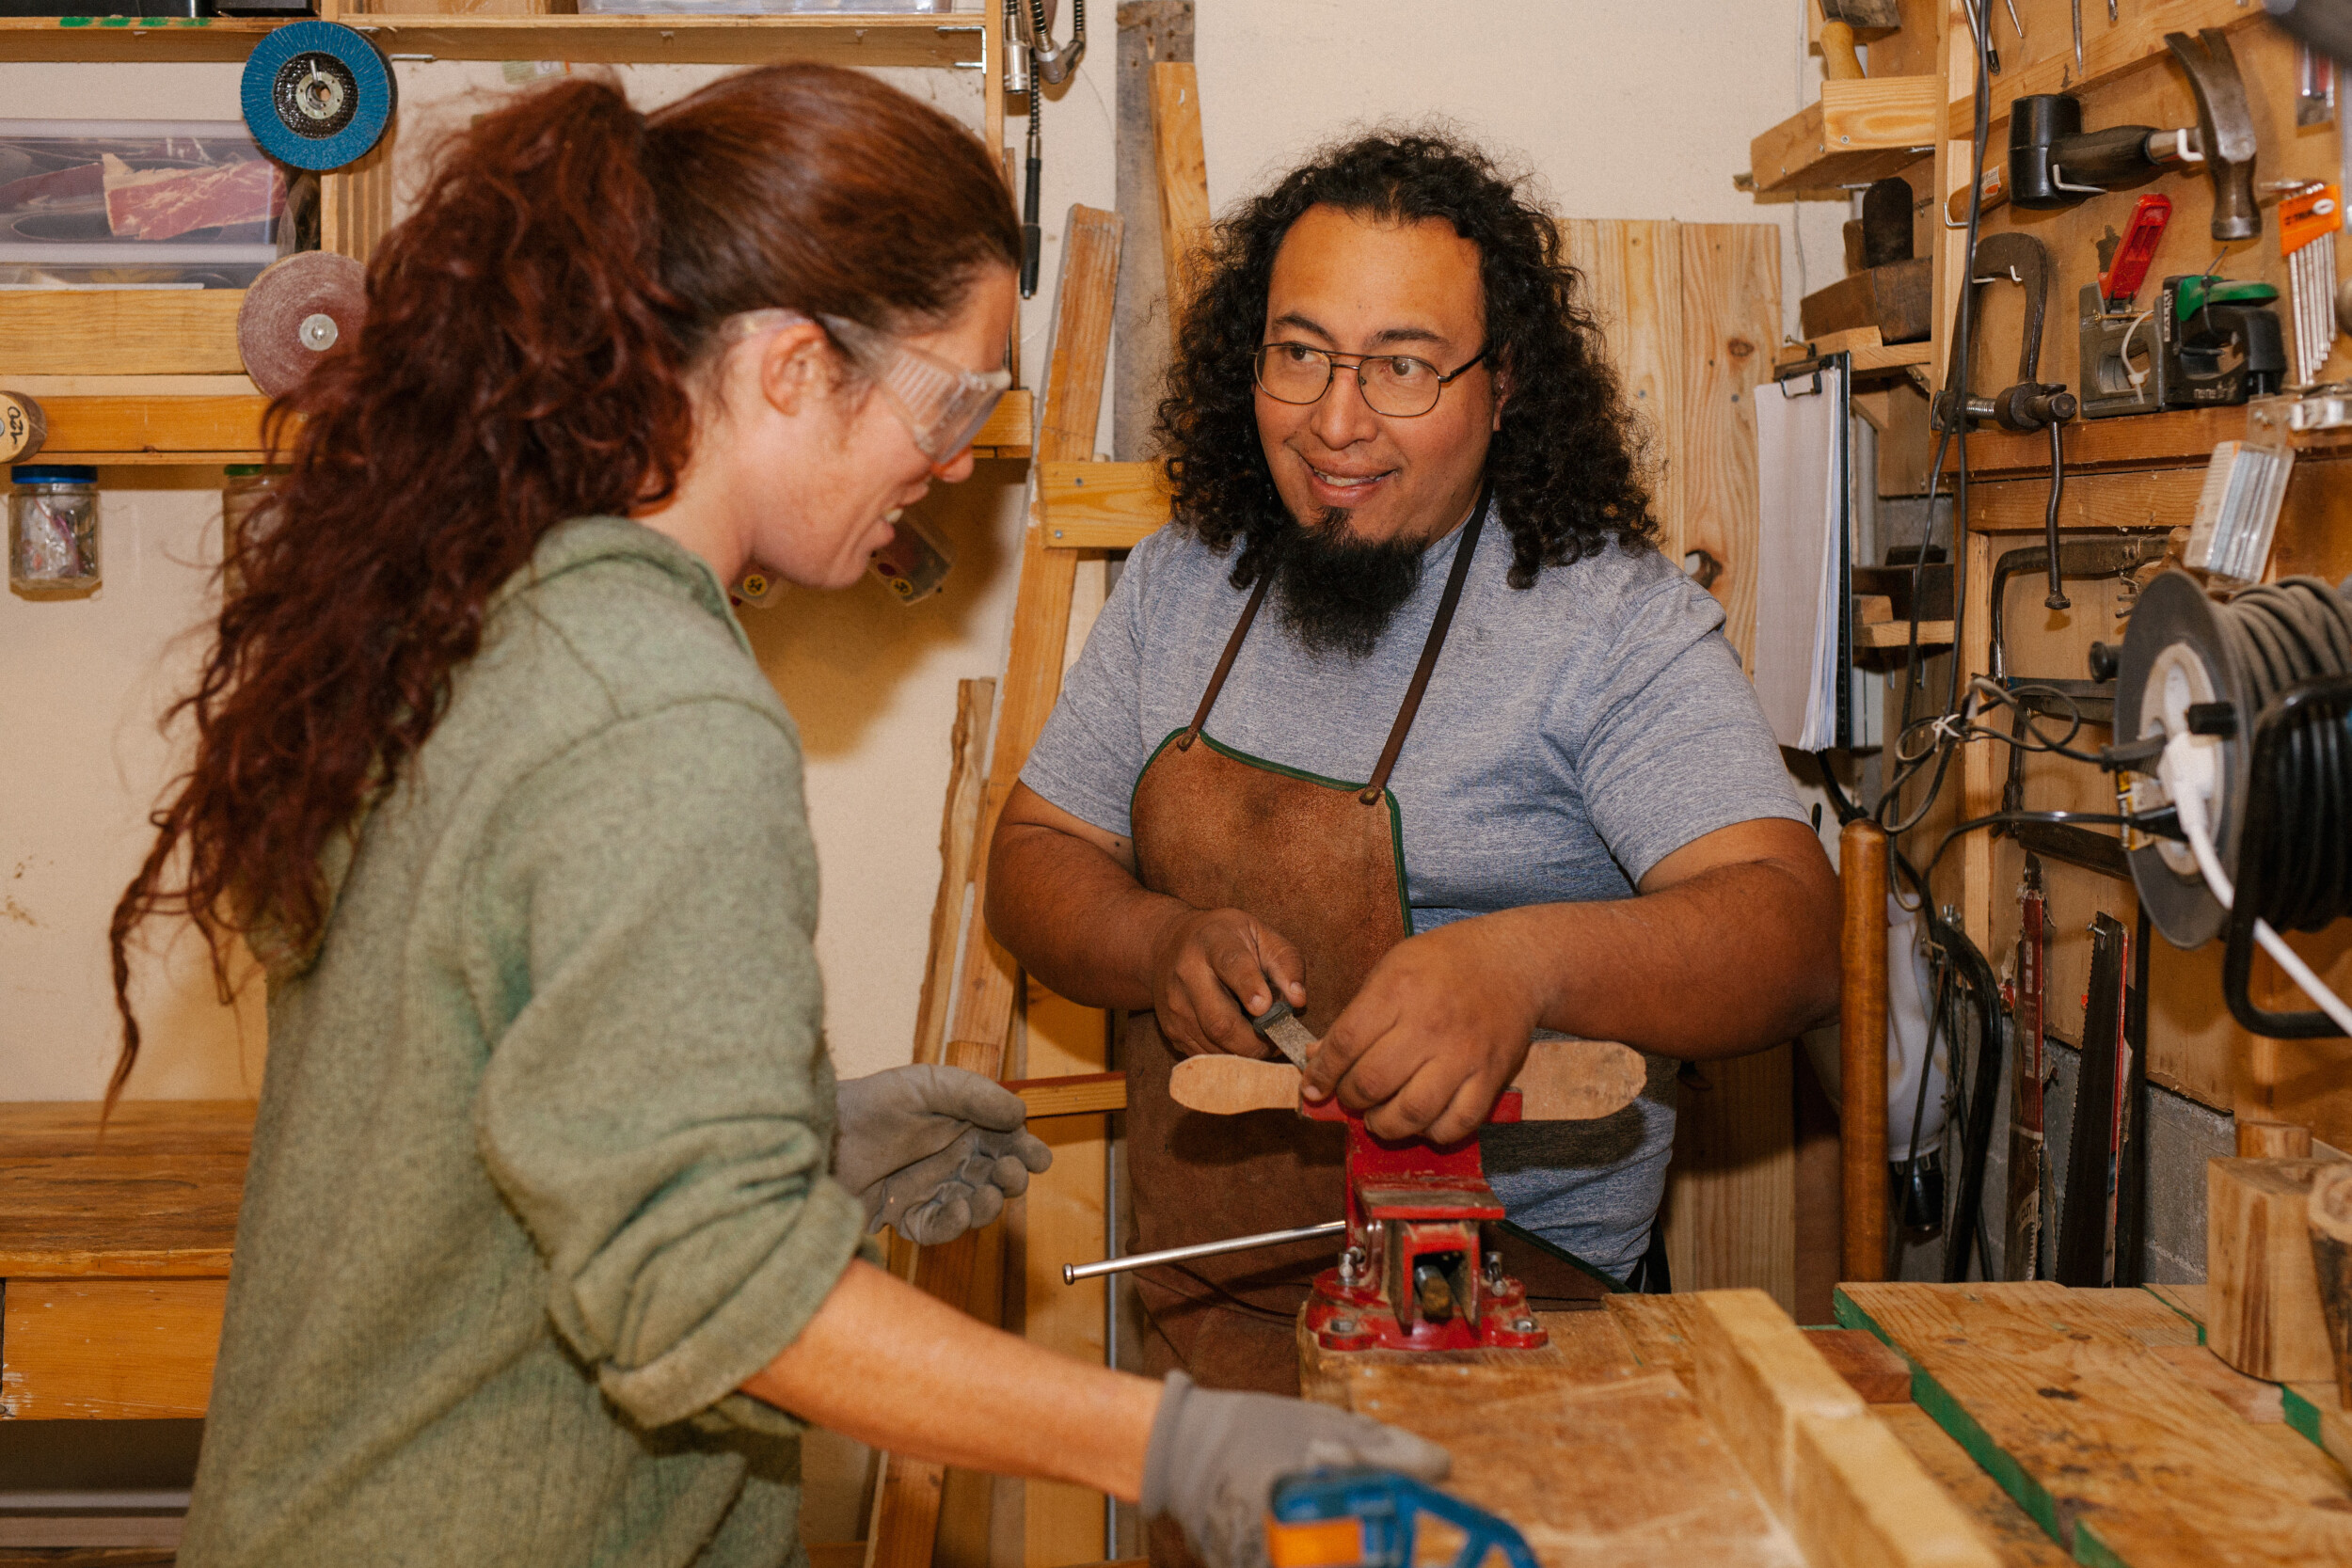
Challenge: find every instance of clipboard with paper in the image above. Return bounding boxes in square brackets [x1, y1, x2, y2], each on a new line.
[1751, 353, 1863, 752]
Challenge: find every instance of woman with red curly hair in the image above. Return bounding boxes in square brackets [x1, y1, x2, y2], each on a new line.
[111, 65, 1438, 1568]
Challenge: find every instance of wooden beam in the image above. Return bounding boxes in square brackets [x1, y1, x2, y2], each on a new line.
[0, 1279, 225, 1418]
[1687, 1288, 1870, 1503]
[1040, 459, 1170, 550]
[1149, 61, 1211, 322]
[1006, 1072, 1126, 1119]
[2209, 1157, 2340, 1384]
[0, 292, 246, 376]
[912, 680, 995, 1069]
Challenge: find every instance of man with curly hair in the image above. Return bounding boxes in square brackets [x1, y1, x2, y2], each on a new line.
[986, 131, 1839, 1400]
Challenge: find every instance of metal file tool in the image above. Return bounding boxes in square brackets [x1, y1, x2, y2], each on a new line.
[1249, 995, 1319, 1069]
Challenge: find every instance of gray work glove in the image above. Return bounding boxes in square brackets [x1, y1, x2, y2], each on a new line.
[832, 1064, 1052, 1245]
[1140, 1371, 1451, 1568]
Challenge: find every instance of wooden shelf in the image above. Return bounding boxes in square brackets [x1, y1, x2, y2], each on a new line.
[15, 385, 1031, 464]
[1856, 617, 1954, 650]
[1938, 406, 2258, 480]
[0, 10, 986, 65]
[1776, 325, 1933, 377]
[1747, 75, 1938, 194]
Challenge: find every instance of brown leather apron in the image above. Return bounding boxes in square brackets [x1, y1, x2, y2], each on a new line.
[1122, 504, 1606, 1401]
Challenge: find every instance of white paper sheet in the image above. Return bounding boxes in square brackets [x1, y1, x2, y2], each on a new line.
[1752, 362, 1847, 751]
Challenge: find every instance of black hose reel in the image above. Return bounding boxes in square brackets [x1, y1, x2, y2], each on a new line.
[2106, 570, 2352, 1037]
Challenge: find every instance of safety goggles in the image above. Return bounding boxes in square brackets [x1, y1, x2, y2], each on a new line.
[719, 309, 1012, 467]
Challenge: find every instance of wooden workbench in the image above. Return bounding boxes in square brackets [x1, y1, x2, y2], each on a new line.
[1301, 1284, 2352, 1568]
[0, 1100, 249, 1419]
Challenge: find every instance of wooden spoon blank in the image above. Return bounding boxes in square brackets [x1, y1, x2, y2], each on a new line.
[1168, 1037, 1647, 1122]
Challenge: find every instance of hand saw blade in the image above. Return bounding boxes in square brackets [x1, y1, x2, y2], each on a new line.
[1248, 996, 1318, 1069]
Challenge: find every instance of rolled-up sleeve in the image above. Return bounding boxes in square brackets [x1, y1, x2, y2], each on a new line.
[468, 698, 865, 1437]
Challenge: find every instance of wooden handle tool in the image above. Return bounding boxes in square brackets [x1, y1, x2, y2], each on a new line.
[1168, 1037, 1646, 1122]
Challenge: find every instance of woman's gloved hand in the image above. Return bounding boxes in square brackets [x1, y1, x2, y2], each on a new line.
[1141, 1371, 1451, 1568]
[833, 1064, 1052, 1245]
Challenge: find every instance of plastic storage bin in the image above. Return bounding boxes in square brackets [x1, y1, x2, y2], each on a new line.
[0, 120, 299, 290]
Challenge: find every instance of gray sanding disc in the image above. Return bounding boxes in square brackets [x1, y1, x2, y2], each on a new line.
[238, 251, 368, 397]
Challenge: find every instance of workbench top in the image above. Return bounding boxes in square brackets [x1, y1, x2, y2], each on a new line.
[0, 1100, 252, 1278]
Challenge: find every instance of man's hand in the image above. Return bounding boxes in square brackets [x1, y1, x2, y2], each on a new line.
[1301, 917, 1539, 1144]
[1147, 907, 1309, 1059]
[834, 1065, 1053, 1245]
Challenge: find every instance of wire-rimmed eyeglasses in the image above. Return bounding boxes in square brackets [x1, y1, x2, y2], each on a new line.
[1252, 341, 1490, 418]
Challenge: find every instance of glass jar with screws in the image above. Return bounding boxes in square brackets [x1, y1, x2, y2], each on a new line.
[9, 466, 99, 595]
[221, 465, 289, 597]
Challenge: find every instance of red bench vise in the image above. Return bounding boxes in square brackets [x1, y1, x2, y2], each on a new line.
[1297, 1090, 1546, 1354]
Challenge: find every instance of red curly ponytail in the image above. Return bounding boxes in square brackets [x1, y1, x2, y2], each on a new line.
[108, 65, 1018, 1101]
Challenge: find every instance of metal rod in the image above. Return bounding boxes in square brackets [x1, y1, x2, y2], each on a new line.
[1062, 1219, 1345, 1284]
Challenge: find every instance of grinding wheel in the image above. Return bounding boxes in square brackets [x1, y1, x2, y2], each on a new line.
[240, 20, 397, 172]
[238, 251, 368, 397]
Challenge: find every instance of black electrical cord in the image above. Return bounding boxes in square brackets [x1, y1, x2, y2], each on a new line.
[2202, 579, 2352, 1037]
[1875, 0, 1994, 837]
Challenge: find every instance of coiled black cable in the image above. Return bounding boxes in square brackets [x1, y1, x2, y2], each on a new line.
[2211, 578, 2352, 1037]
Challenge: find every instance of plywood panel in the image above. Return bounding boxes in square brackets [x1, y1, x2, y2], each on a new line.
[1664, 1045, 1796, 1310]
[1563, 220, 1683, 560]
[0, 1278, 225, 1418]
[1840, 1281, 2352, 1566]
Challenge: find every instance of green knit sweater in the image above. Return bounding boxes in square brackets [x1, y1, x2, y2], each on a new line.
[179, 518, 866, 1568]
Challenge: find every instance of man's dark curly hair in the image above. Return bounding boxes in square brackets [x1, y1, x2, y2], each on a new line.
[1156, 128, 1657, 592]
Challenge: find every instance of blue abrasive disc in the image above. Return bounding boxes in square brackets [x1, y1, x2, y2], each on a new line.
[240, 21, 396, 172]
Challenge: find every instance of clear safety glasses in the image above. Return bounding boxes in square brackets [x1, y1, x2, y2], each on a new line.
[719, 309, 1012, 467]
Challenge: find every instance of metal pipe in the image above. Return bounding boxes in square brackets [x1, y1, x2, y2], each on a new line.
[1062, 1219, 1345, 1284]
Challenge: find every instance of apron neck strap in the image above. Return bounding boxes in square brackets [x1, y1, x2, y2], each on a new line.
[1179, 480, 1494, 793]
[1358, 484, 1488, 804]
[1179, 567, 1274, 750]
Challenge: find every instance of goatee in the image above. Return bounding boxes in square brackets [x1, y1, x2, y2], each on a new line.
[1269, 508, 1426, 659]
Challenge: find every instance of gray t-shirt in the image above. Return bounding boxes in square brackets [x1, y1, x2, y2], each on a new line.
[1021, 505, 1804, 1277]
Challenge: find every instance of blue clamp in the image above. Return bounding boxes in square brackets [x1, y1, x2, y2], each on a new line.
[241, 20, 397, 171]
[1266, 1468, 1537, 1568]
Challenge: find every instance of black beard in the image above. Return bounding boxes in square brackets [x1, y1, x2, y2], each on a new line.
[1268, 508, 1426, 659]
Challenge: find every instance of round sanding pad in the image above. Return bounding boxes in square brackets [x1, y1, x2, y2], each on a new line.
[238, 250, 369, 397]
[240, 20, 398, 172]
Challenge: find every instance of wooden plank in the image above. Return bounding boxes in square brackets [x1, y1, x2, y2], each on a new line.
[1943, 409, 2272, 482]
[1301, 1309, 1807, 1568]
[1963, 467, 2202, 534]
[1006, 1072, 1126, 1119]
[1673, 224, 1776, 673]
[1939, 0, 2264, 139]
[1562, 220, 1682, 560]
[913, 680, 995, 1068]
[1149, 62, 1211, 322]
[1750, 76, 1939, 192]
[2208, 1158, 2340, 1385]
[1686, 1288, 1870, 1503]
[1838, 1280, 2352, 1565]
[1808, 1327, 1915, 1403]
[1040, 460, 1169, 550]
[0, 1279, 225, 1418]
[1787, 1401, 2003, 1568]
[1855, 619, 1954, 649]
[0, 1101, 251, 1278]
[1016, 984, 1109, 1568]
[1876, 1404, 2074, 1568]
[25, 396, 272, 458]
[0, 293, 246, 376]
[971, 388, 1032, 459]
[1663, 1044, 1796, 1312]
